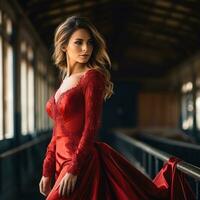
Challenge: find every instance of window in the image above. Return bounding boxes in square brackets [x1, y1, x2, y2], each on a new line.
[35, 59, 55, 131]
[196, 77, 200, 130]
[4, 41, 14, 138]
[36, 60, 47, 131]
[0, 9, 2, 24]
[0, 10, 3, 139]
[0, 12, 14, 140]
[181, 82, 193, 130]
[21, 60, 28, 134]
[20, 41, 35, 135]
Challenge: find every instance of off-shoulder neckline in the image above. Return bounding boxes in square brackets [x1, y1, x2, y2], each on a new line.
[53, 68, 99, 105]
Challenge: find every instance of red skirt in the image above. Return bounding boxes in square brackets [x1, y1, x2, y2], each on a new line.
[46, 141, 195, 200]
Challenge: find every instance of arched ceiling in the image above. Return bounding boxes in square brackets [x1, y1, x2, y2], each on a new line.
[17, 0, 200, 79]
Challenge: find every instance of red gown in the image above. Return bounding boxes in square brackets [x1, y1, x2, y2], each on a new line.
[42, 69, 195, 200]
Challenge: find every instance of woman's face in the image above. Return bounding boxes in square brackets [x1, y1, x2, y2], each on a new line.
[65, 28, 94, 65]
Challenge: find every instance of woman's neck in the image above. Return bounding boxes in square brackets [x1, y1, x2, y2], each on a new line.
[66, 65, 90, 77]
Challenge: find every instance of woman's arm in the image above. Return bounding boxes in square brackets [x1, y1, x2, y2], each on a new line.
[42, 128, 56, 178]
[66, 71, 105, 175]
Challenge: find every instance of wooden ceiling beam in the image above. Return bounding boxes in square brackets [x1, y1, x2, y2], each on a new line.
[125, 10, 199, 36]
[29, 0, 112, 22]
[26, 0, 82, 15]
[129, 7, 200, 32]
[138, 0, 200, 18]
[35, 8, 113, 28]
[125, 14, 199, 43]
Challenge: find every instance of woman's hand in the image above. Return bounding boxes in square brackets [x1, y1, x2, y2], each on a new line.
[39, 176, 52, 196]
[59, 172, 78, 197]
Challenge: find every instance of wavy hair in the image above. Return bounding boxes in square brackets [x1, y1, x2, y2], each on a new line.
[52, 15, 114, 100]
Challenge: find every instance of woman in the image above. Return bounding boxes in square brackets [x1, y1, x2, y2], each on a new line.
[39, 16, 195, 200]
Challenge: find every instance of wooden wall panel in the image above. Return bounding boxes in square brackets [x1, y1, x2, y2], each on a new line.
[138, 92, 179, 128]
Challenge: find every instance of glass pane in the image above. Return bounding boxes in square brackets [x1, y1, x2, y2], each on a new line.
[20, 41, 27, 53]
[35, 76, 39, 131]
[181, 82, 193, 93]
[4, 43, 14, 138]
[182, 93, 193, 130]
[36, 76, 42, 131]
[41, 78, 45, 130]
[6, 17, 12, 35]
[21, 60, 28, 135]
[0, 36, 3, 139]
[196, 91, 200, 130]
[196, 77, 200, 88]
[28, 65, 35, 133]
[28, 46, 34, 61]
[0, 10, 2, 25]
[44, 80, 48, 130]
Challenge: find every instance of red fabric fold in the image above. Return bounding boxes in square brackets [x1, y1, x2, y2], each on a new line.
[153, 157, 195, 200]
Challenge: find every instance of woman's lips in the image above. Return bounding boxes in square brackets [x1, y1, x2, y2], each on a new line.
[80, 55, 89, 58]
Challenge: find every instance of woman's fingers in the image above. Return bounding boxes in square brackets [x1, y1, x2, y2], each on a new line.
[63, 179, 69, 197]
[59, 180, 64, 197]
[58, 174, 77, 197]
[66, 179, 72, 196]
[71, 177, 77, 192]
[39, 180, 43, 193]
[67, 177, 77, 196]
[39, 179, 46, 196]
[70, 178, 76, 194]
[59, 178, 67, 197]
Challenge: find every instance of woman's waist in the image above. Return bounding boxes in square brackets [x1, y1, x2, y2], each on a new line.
[54, 122, 84, 137]
[55, 138, 96, 164]
[56, 136, 96, 154]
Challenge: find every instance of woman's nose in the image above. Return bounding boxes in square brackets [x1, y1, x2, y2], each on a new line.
[82, 43, 88, 52]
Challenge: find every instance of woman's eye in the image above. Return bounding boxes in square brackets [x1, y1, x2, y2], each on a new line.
[88, 40, 93, 45]
[75, 41, 82, 45]
[74, 40, 93, 46]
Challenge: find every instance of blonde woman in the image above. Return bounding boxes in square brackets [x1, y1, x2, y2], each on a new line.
[39, 16, 195, 200]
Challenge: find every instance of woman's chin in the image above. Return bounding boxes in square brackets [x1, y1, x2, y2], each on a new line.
[77, 60, 89, 64]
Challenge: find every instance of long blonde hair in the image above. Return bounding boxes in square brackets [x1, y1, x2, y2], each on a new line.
[52, 15, 114, 100]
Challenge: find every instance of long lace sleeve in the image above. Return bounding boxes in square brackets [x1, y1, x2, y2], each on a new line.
[66, 71, 105, 175]
[42, 128, 56, 177]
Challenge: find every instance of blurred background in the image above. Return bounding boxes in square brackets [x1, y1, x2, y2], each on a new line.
[0, 0, 200, 199]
